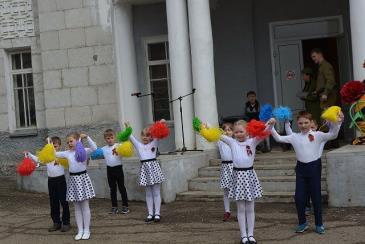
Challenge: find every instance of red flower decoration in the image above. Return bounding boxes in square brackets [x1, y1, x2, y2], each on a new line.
[246, 119, 270, 139]
[340, 80, 365, 104]
[308, 134, 314, 142]
[17, 157, 36, 176]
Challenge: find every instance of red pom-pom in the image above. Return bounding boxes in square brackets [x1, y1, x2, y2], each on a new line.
[340, 81, 365, 104]
[149, 121, 170, 139]
[246, 119, 270, 139]
[17, 157, 36, 176]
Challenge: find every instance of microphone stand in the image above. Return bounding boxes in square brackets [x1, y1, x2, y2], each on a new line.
[170, 89, 203, 154]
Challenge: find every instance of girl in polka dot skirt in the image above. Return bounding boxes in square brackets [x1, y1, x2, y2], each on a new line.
[55, 132, 97, 241]
[218, 119, 274, 244]
[218, 122, 234, 221]
[125, 121, 165, 223]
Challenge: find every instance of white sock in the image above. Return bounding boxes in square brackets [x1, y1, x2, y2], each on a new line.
[145, 186, 154, 216]
[223, 188, 230, 213]
[236, 200, 247, 238]
[74, 202, 83, 234]
[246, 200, 255, 237]
[81, 200, 91, 233]
[152, 184, 161, 215]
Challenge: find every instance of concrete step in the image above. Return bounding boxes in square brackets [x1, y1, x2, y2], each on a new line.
[176, 190, 328, 203]
[198, 165, 326, 177]
[188, 176, 327, 192]
[209, 158, 327, 166]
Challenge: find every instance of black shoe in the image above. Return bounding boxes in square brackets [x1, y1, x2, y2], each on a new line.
[48, 223, 61, 232]
[154, 215, 161, 222]
[61, 224, 70, 232]
[145, 215, 154, 223]
[248, 236, 257, 244]
[120, 206, 130, 214]
[110, 207, 118, 214]
[241, 237, 249, 244]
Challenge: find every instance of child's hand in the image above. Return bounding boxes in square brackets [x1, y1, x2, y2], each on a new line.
[80, 133, 88, 139]
[338, 111, 344, 122]
[267, 118, 276, 126]
[201, 123, 208, 129]
[160, 119, 166, 123]
[124, 122, 130, 128]
[23, 151, 29, 156]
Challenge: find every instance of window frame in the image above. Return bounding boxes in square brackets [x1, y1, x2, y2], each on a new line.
[143, 35, 173, 124]
[5, 48, 37, 132]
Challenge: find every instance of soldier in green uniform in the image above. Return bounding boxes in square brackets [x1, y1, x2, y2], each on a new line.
[310, 48, 338, 109]
[298, 67, 321, 124]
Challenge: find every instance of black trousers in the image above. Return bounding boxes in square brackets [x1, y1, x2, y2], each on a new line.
[48, 175, 70, 225]
[295, 159, 322, 226]
[107, 165, 129, 207]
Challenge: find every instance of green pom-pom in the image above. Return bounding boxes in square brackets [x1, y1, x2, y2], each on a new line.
[193, 117, 202, 132]
[117, 127, 133, 142]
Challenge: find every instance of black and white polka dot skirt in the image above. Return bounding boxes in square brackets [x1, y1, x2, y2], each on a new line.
[138, 159, 165, 186]
[67, 172, 95, 202]
[228, 168, 262, 201]
[220, 161, 233, 189]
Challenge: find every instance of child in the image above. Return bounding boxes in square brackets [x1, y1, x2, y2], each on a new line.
[127, 122, 165, 223]
[271, 111, 343, 234]
[218, 122, 234, 221]
[218, 120, 273, 244]
[244, 91, 260, 122]
[26, 136, 70, 232]
[102, 129, 129, 214]
[56, 132, 97, 240]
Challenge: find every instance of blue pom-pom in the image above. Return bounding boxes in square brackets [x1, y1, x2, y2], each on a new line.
[90, 148, 104, 160]
[273, 106, 293, 122]
[259, 104, 273, 122]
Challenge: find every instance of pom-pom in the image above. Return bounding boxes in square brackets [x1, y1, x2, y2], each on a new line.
[17, 157, 36, 176]
[149, 121, 170, 139]
[199, 127, 222, 142]
[90, 148, 104, 160]
[117, 127, 133, 142]
[37, 143, 56, 164]
[246, 119, 271, 139]
[116, 141, 134, 157]
[340, 81, 365, 104]
[321, 106, 342, 123]
[273, 106, 293, 122]
[193, 117, 202, 132]
[75, 141, 87, 162]
[56, 158, 69, 169]
[259, 104, 273, 122]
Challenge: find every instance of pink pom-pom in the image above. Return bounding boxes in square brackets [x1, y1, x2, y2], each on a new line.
[75, 141, 87, 162]
[17, 157, 36, 176]
[149, 121, 170, 139]
[246, 119, 270, 139]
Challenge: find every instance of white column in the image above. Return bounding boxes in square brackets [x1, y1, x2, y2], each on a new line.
[188, 0, 219, 150]
[111, 2, 143, 134]
[166, 0, 195, 150]
[350, 0, 365, 80]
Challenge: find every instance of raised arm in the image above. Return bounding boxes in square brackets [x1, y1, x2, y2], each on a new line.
[318, 122, 342, 142]
[55, 151, 68, 158]
[129, 134, 142, 148]
[271, 127, 292, 144]
[85, 136, 98, 155]
[220, 135, 235, 147]
[285, 120, 293, 135]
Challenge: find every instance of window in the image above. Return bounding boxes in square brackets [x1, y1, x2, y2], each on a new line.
[145, 40, 173, 121]
[10, 51, 36, 128]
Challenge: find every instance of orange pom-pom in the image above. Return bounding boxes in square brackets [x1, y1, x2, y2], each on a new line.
[17, 157, 36, 176]
[246, 119, 270, 139]
[149, 121, 170, 139]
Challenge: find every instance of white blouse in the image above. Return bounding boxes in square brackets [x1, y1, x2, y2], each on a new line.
[129, 135, 158, 161]
[28, 152, 65, 178]
[101, 143, 122, 167]
[217, 140, 233, 161]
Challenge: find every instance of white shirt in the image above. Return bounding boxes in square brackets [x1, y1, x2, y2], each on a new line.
[28, 152, 65, 178]
[220, 135, 260, 168]
[55, 136, 97, 173]
[101, 143, 122, 167]
[129, 135, 158, 161]
[272, 122, 342, 163]
[217, 140, 233, 161]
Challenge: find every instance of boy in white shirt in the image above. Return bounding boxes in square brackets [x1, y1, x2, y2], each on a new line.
[102, 129, 129, 214]
[271, 111, 343, 234]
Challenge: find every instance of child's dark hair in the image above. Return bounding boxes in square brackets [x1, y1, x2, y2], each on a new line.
[51, 136, 61, 145]
[310, 48, 323, 55]
[246, 91, 256, 97]
[221, 122, 233, 131]
[66, 132, 80, 140]
[104, 129, 115, 138]
[297, 111, 313, 121]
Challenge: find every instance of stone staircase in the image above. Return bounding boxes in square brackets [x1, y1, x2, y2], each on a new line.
[176, 151, 327, 203]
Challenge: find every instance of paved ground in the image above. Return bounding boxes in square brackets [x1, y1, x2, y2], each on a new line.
[1, 176, 365, 244]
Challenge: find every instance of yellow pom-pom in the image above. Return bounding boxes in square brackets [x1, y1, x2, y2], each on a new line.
[37, 144, 56, 164]
[116, 141, 134, 157]
[321, 106, 342, 123]
[56, 158, 69, 168]
[199, 127, 222, 142]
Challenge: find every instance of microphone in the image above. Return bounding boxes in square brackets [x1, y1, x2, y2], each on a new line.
[131, 92, 141, 97]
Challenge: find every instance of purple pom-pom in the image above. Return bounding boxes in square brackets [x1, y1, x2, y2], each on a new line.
[75, 141, 87, 162]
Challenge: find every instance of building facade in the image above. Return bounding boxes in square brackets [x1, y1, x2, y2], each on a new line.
[1, 0, 364, 172]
